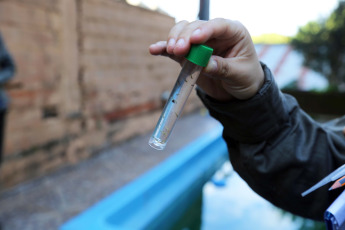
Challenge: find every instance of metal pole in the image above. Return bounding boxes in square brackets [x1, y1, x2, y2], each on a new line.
[198, 0, 209, 20]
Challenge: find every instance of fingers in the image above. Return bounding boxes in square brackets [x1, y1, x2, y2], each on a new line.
[163, 18, 247, 56]
[167, 20, 205, 56]
[149, 41, 184, 64]
[149, 19, 207, 57]
[149, 41, 167, 55]
[190, 18, 245, 45]
[166, 20, 188, 54]
[150, 18, 246, 57]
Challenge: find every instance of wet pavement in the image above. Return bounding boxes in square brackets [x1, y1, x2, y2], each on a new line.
[0, 111, 220, 230]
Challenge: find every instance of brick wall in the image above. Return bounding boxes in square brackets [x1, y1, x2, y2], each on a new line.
[0, 0, 202, 189]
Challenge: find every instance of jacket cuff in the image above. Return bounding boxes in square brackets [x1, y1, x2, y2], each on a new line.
[197, 63, 289, 143]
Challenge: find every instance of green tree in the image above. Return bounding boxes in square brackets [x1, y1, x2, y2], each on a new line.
[291, 0, 345, 88]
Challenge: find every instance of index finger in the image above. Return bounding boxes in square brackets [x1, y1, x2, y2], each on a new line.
[190, 18, 246, 45]
[168, 20, 205, 56]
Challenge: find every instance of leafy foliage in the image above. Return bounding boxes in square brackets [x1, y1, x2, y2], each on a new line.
[291, 1, 345, 87]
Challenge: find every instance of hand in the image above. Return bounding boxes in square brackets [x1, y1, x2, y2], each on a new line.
[149, 18, 264, 101]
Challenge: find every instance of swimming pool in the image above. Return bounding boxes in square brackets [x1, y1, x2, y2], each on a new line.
[60, 125, 228, 230]
[173, 161, 326, 230]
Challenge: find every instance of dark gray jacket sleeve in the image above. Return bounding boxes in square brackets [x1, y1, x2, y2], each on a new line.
[197, 63, 345, 221]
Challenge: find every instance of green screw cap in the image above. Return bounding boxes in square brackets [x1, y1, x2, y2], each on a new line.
[185, 44, 213, 67]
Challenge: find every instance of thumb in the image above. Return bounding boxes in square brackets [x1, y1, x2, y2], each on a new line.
[204, 56, 233, 79]
[201, 55, 264, 100]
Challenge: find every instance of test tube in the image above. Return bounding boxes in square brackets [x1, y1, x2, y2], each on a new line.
[149, 44, 213, 150]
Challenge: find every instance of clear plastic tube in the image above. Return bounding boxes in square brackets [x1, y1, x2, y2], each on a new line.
[149, 60, 203, 150]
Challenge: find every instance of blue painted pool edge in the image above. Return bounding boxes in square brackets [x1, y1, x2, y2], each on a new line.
[60, 125, 228, 230]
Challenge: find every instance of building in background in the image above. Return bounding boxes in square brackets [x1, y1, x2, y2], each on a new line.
[0, 0, 203, 189]
[255, 44, 328, 91]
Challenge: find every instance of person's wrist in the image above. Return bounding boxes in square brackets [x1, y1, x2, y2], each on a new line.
[248, 64, 265, 98]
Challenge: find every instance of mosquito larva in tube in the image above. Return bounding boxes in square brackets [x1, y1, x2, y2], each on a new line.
[149, 44, 213, 150]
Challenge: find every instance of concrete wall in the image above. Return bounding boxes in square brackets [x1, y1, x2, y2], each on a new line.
[0, 0, 202, 189]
